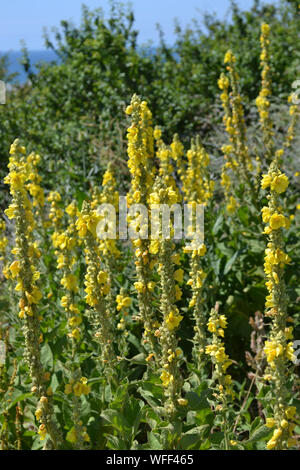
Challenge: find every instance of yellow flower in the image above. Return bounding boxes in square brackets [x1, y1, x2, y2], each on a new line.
[97, 271, 108, 284]
[69, 328, 80, 340]
[134, 281, 145, 293]
[285, 406, 296, 420]
[261, 23, 270, 34]
[177, 398, 188, 406]
[149, 239, 160, 254]
[175, 284, 182, 300]
[25, 286, 42, 305]
[66, 427, 77, 444]
[261, 174, 272, 189]
[266, 417, 276, 428]
[261, 206, 271, 223]
[166, 311, 183, 331]
[160, 370, 173, 387]
[174, 268, 184, 283]
[270, 174, 289, 194]
[35, 408, 43, 421]
[38, 424, 47, 441]
[269, 213, 287, 230]
[264, 340, 284, 363]
[224, 50, 235, 64]
[65, 383, 73, 394]
[9, 260, 20, 278]
[61, 274, 78, 292]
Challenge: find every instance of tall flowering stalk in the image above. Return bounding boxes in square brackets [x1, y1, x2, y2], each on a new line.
[261, 159, 297, 450]
[4, 139, 60, 449]
[54, 200, 90, 448]
[125, 95, 158, 358]
[76, 201, 115, 371]
[205, 304, 235, 449]
[256, 23, 274, 164]
[182, 137, 213, 370]
[149, 180, 185, 419]
[96, 166, 121, 332]
[219, 50, 253, 214]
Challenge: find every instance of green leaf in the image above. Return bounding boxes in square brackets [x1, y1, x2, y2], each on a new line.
[248, 424, 271, 443]
[147, 432, 163, 450]
[179, 426, 209, 450]
[40, 343, 53, 369]
[224, 251, 239, 274]
[212, 214, 223, 235]
[185, 389, 210, 411]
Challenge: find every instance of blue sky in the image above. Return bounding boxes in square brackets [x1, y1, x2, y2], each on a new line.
[1, 0, 255, 51]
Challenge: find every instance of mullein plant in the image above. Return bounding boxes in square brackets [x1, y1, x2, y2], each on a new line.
[149, 179, 185, 421]
[76, 201, 116, 375]
[256, 23, 299, 171]
[256, 23, 274, 164]
[205, 303, 235, 449]
[0, 330, 18, 449]
[4, 139, 61, 449]
[260, 159, 297, 450]
[53, 200, 90, 448]
[125, 95, 159, 360]
[96, 165, 122, 338]
[219, 50, 254, 214]
[182, 137, 214, 372]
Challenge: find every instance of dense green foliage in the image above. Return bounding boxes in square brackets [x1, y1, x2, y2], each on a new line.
[0, 0, 299, 451]
[1, 0, 300, 200]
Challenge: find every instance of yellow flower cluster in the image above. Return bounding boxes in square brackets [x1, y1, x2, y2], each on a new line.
[95, 165, 120, 258]
[77, 201, 115, 366]
[4, 142, 42, 319]
[4, 139, 61, 448]
[0, 219, 8, 262]
[66, 426, 90, 445]
[261, 151, 296, 450]
[219, 49, 252, 214]
[150, 180, 184, 417]
[48, 191, 64, 230]
[266, 405, 297, 450]
[256, 23, 274, 162]
[126, 94, 155, 206]
[65, 377, 90, 397]
[55, 202, 83, 342]
[116, 293, 131, 313]
[182, 136, 214, 205]
[205, 306, 234, 410]
[126, 95, 158, 356]
[179, 136, 213, 370]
